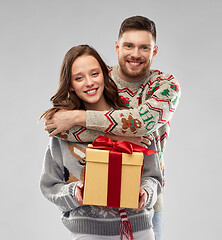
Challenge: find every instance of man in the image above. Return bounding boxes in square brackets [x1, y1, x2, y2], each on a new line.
[45, 16, 181, 240]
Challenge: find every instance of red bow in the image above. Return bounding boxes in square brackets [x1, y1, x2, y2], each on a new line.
[91, 135, 157, 156]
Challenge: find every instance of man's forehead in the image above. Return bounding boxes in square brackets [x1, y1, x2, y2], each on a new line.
[119, 30, 154, 44]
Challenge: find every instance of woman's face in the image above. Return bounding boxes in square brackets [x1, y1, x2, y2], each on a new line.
[70, 55, 109, 110]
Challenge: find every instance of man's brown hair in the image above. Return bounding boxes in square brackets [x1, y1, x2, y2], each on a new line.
[118, 15, 156, 42]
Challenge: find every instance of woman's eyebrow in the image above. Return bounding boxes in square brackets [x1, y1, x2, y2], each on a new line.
[72, 72, 81, 78]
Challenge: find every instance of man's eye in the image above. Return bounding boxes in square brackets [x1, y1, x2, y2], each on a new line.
[142, 46, 148, 50]
[124, 44, 131, 49]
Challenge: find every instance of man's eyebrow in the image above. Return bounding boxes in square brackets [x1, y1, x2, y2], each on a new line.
[141, 43, 152, 47]
[123, 42, 133, 45]
[123, 42, 152, 47]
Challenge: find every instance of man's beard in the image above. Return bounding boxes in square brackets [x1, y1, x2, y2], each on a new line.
[118, 58, 151, 81]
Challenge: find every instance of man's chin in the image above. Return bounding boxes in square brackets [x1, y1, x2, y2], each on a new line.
[118, 62, 148, 81]
[124, 69, 146, 80]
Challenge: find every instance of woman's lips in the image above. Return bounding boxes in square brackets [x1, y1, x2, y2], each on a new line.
[84, 88, 98, 95]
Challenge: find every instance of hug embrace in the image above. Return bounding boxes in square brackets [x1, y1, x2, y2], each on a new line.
[40, 16, 181, 240]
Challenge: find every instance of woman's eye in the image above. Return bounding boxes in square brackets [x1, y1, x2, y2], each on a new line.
[92, 72, 99, 77]
[75, 76, 82, 81]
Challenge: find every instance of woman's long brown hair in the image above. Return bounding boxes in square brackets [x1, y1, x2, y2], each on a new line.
[40, 45, 125, 120]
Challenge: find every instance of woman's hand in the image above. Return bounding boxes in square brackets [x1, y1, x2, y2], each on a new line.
[137, 188, 148, 211]
[75, 181, 84, 206]
[44, 110, 86, 137]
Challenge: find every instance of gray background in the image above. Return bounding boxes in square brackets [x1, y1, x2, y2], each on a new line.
[1, 0, 221, 239]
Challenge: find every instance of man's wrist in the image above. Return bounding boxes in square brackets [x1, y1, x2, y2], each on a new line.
[75, 110, 86, 127]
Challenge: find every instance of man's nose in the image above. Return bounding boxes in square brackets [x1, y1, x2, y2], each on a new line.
[131, 47, 141, 58]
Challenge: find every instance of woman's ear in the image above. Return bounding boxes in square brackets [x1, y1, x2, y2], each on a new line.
[69, 86, 75, 92]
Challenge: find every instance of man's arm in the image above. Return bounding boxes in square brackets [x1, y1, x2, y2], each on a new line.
[85, 74, 181, 136]
[45, 110, 86, 137]
[45, 72, 180, 139]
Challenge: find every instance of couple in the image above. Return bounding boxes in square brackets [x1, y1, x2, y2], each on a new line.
[40, 16, 181, 240]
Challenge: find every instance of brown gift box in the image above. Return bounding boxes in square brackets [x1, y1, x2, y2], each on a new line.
[83, 145, 143, 209]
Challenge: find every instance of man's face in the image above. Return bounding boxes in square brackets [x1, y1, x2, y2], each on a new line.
[115, 30, 158, 82]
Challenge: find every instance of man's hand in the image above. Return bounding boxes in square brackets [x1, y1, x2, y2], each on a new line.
[44, 110, 86, 137]
[104, 133, 153, 148]
[137, 188, 148, 211]
[75, 181, 84, 206]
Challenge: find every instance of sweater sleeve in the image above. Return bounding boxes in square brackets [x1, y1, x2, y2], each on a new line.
[54, 126, 105, 143]
[140, 139, 163, 209]
[40, 138, 80, 212]
[86, 73, 181, 136]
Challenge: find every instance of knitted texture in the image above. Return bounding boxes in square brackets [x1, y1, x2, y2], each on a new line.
[55, 66, 181, 211]
[40, 137, 162, 236]
[119, 208, 134, 240]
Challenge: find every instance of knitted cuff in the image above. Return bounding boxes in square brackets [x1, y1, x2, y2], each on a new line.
[69, 182, 80, 208]
[144, 186, 154, 208]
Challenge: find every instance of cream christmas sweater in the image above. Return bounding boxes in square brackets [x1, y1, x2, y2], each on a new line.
[56, 65, 181, 211]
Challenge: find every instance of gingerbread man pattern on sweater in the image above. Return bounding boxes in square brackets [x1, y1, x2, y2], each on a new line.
[55, 66, 181, 211]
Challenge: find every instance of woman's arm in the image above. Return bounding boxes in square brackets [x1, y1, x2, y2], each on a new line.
[139, 140, 163, 209]
[40, 138, 80, 212]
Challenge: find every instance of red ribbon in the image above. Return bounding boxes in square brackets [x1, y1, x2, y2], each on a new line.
[107, 150, 122, 208]
[89, 136, 157, 208]
[91, 135, 157, 156]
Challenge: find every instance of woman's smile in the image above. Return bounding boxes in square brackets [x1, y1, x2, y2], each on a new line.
[84, 88, 99, 95]
[70, 55, 110, 110]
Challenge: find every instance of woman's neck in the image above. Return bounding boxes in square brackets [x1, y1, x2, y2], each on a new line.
[83, 99, 111, 111]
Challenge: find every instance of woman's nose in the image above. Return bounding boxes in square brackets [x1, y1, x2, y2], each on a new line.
[85, 76, 94, 86]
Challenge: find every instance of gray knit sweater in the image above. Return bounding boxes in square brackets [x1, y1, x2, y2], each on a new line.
[54, 66, 181, 212]
[40, 137, 162, 236]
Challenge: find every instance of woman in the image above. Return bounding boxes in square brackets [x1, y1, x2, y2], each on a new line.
[40, 45, 162, 240]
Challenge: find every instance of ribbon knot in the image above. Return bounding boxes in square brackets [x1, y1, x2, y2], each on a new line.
[92, 135, 157, 156]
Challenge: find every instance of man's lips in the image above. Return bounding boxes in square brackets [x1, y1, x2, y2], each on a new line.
[127, 60, 143, 67]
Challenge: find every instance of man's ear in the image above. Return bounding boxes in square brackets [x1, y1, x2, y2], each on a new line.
[115, 40, 120, 55]
[153, 45, 158, 58]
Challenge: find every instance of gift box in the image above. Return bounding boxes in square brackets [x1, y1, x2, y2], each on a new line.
[83, 141, 144, 209]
